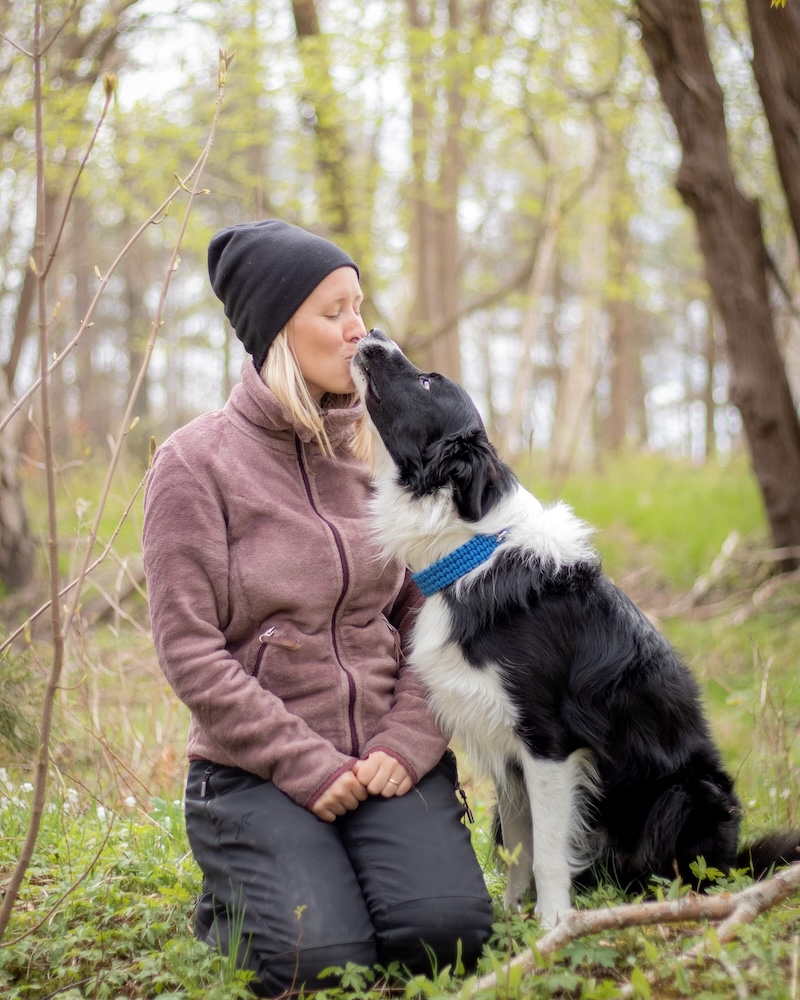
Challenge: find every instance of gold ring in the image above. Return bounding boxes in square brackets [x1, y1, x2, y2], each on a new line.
[388, 778, 400, 786]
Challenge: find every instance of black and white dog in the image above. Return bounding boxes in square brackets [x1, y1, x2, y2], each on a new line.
[351, 329, 798, 928]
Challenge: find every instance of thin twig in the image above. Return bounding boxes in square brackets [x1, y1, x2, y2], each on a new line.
[42, 80, 115, 281]
[0, 31, 33, 57]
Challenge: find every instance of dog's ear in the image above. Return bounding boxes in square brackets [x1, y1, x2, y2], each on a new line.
[424, 428, 504, 522]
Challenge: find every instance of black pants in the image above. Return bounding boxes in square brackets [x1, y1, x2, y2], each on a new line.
[184, 754, 493, 997]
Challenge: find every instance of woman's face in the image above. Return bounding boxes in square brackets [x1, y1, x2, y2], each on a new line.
[287, 266, 366, 403]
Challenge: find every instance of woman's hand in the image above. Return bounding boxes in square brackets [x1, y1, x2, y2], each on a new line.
[353, 751, 412, 798]
[311, 770, 368, 822]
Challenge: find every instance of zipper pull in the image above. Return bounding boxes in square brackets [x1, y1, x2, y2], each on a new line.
[259, 627, 301, 651]
[455, 781, 474, 824]
[200, 765, 214, 799]
[384, 616, 402, 667]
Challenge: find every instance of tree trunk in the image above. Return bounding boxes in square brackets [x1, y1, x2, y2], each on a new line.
[5, 191, 59, 393]
[124, 238, 152, 424]
[0, 356, 35, 591]
[702, 299, 718, 461]
[290, 0, 351, 236]
[606, 299, 642, 452]
[499, 172, 560, 463]
[605, 130, 642, 454]
[637, 0, 800, 568]
[550, 164, 608, 480]
[745, 0, 800, 259]
[290, 0, 376, 318]
[403, 0, 467, 381]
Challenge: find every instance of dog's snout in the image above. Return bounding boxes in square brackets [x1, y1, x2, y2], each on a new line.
[356, 328, 393, 360]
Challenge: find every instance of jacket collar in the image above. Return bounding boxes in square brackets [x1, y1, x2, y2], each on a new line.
[226, 355, 363, 447]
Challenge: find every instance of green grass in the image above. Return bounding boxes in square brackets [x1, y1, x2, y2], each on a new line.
[526, 452, 765, 586]
[3, 453, 800, 997]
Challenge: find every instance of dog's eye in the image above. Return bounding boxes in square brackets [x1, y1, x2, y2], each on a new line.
[419, 376, 431, 390]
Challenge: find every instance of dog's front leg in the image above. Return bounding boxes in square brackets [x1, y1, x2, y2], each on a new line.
[519, 753, 575, 928]
[497, 784, 533, 910]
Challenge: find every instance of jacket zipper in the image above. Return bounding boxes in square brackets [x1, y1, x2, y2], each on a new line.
[383, 614, 402, 667]
[295, 435, 359, 755]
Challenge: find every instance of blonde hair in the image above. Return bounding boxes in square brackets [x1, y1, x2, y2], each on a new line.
[260, 328, 373, 465]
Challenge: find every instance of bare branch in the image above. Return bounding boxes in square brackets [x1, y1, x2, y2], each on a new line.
[470, 863, 800, 995]
[0, 30, 32, 57]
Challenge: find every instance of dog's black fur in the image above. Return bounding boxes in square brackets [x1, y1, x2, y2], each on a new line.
[351, 329, 799, 924]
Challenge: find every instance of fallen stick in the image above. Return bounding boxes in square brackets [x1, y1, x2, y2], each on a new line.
[470, 862, 800, 995]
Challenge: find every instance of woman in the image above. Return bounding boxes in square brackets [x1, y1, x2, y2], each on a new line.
[142, 220, 494, 997]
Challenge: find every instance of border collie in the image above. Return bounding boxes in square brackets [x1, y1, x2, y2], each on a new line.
[351, 329, 799, 928]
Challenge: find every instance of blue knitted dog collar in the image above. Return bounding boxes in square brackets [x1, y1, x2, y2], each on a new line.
[412, 530, 509, 597]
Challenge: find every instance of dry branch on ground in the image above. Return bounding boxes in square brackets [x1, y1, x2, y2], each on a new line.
[470, 862, 800, 995]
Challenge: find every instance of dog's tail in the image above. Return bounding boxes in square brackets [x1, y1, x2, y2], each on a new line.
[736, 830, 800, 878]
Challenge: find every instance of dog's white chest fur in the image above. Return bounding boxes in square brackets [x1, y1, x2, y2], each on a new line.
[411, 598, 522, 776]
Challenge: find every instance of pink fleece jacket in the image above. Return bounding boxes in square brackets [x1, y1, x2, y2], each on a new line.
[142, 358, 447, 809]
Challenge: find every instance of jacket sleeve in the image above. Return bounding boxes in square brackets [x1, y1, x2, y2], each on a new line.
[360, 570, 448, 782]
[142, 439, 355, 808]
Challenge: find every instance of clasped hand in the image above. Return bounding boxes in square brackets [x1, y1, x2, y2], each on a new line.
[311, 750, 411, 822]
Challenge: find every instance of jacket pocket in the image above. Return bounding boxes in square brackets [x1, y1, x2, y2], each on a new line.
[252, 626, 301, 680]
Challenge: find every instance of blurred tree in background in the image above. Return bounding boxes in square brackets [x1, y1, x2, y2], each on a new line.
[1, 0, 799, 597]
[638, 0, 800, 567]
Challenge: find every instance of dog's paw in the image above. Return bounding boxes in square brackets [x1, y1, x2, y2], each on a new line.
[534, 894, 572, 930]
[503, 877, 536, 914]
[533, 909, 572, 931]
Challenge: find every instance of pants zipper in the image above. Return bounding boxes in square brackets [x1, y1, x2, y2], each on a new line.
[455, 778, 475, 824]
[200, 764, 216, 799]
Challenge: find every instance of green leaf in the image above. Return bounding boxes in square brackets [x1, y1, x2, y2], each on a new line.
[629, 965, 652, 999]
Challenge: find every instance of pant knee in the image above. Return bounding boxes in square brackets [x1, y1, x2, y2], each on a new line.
[253, 941, 379, 997]
[377, 896, 493, 974]
[194, 900, 378, 998]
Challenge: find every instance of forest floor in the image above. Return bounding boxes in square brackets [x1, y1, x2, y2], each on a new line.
[2, 453, 800, 998]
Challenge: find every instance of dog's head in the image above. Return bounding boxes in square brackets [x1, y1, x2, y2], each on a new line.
[351, 329, 513, 522]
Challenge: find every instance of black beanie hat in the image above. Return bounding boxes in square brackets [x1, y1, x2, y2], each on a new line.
[208, 220, 359, 369]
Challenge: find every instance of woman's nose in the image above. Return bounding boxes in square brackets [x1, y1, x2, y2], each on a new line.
[345, 313, 367, 341]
